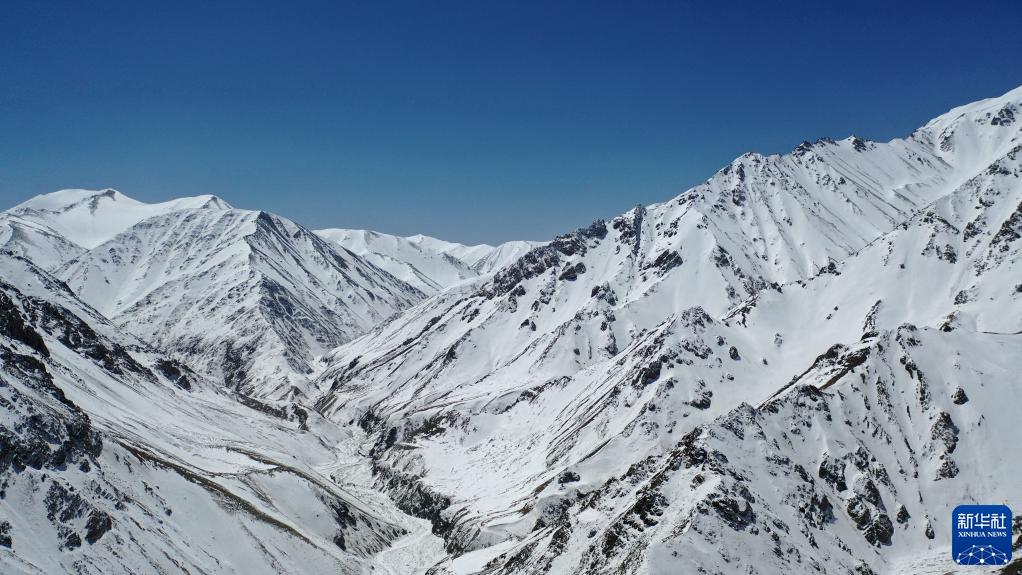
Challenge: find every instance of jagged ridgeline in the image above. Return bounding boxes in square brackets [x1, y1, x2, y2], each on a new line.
[2, 85, 1022, 574]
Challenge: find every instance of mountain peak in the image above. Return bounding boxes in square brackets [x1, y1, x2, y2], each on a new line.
[924, 83, 1022, 130]
[913, 84, 1022, 170]
[10, 188, 131, 213]
[4, 189, 233, 250]
[11, 188, 233, 215]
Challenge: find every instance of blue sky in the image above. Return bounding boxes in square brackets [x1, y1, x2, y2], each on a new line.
[2, 1, 1020, 244]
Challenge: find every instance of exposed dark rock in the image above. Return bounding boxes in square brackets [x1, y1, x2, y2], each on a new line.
[679, 307, 713, 332]
[863, 513, 894, 546]
[643, 250, 683, 276]
[952, 387, 969, 405]
[235, 392, 289, 420]
[686, 390, 712, 410]
[935, 457, 959, 480]
[330, 502, 357, 551]
[989, 202, 1022, 252]
[84, 510, 113, 544]
[155, 359, 192, 390]
[853, 476, 883, 508]
[590, 283, 618, 305]
[931, 411, 959, 454]
[43, 481, 110, 550]
[938, 244, 957, 263]
[484, 220, 607, 297]
[818, 454, 847, 492]
[632, 359, 663, 389]
[633, 489, 668, 527]
[706, 491, 756, 530]
[991, 104, 1016, 126]
[611, 206, 645, 255]
[676, 428, 708, 468]
[846, 496, 872, 528]
[558, 471, 581, 484]
[819, 261, 840, 276]
[372, 461, 457, 551]
[558, 262, 587, 281]
[804, 493, 835, 526]
[0, 348, 103, 473]
[20, 294, 149, 377]
[0, 288, 49, 357]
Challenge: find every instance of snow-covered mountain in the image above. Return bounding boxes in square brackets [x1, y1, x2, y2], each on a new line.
[311, 86, 1022, 574]
[403, 234, 541, 276]
[57, 206, 424, 400]
[461, 325, 1022, 575]
[3, 85, 1022, 574]
[0, 252, 445, 574]
[0, 213, 86, 270]
[316, 228, 540, 294]
[6, 188, 231, 251]
[2, 189, 427, 400]
[0, 188, 230, 273]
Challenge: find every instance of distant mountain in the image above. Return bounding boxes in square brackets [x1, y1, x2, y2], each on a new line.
[403, 233, 541, 275]
[316, 228, 540, 294]
[1, 188, 230, 273]
[56, 205, 424, 400]
[7, 188, 231, 249]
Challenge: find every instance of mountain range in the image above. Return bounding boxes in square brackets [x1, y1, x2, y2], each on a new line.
[2, 86, 1021, 574]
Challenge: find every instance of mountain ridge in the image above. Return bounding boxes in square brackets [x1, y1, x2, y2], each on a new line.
[2, 85, 1021, 574]
[56, 205, 425, 399]
[309, 84, 1022, 574]
[316, 228, 541, 295]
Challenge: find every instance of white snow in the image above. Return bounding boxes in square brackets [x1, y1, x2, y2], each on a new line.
[3, 85, 1022, 575]
[316, 228, 541, 294]
[7, 188, 231, 249]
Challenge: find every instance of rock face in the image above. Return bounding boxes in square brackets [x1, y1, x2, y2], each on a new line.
[2, 85, 1022, 574]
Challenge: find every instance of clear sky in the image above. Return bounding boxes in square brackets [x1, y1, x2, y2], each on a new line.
[2, 1, 1020, 244]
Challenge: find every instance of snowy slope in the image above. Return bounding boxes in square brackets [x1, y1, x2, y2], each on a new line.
[0, 252, 445, 574]
[404, 234, 540, 275]
[311, 85, 1022, 572]
[3, 85, 1021, 575]
[0, 213, 86, 270]
[316, 229, 480, 294]
[316, 228, 541, 294]
[57, 207, 425, 400]
[448, 326, 1021, 575]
